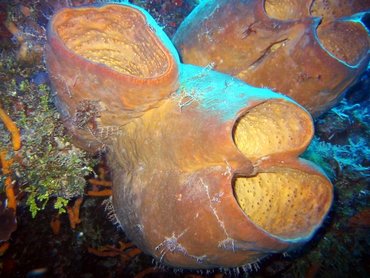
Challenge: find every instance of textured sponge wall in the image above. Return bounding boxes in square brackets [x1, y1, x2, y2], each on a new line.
[55, 6, 167, 77]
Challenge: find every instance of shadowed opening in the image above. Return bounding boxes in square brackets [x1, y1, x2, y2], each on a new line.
[233, 169, 332, 239]
[233, 100, 312, 159]
[53, 5, 168, 77]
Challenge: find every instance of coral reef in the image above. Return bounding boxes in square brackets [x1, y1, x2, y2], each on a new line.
[0, 0, 368, 277]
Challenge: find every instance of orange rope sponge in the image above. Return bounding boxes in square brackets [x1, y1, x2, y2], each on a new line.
[0, 105, 21, 151]
[87, 178, 112, 197]
[0, 150, 16, 211]
[88, 240, 142, 264]
[87, 189, 112, 197]
[67, 197, 83, 229]
[0, 104, 20, 210]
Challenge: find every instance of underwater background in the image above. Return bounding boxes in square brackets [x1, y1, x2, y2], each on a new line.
[0, 0, 369, 277]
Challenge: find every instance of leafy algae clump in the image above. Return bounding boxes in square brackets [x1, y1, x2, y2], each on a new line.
[0, 52, 96, 217]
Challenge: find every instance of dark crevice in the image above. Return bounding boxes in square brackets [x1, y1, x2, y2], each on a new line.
[248, 38, 288, 69]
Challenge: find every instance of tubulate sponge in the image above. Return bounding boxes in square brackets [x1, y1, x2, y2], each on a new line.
[45, 3, 333, 269]
[173, 0, 370, 116]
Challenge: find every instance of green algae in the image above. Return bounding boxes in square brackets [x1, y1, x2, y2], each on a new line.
[0, 51, 96, 217]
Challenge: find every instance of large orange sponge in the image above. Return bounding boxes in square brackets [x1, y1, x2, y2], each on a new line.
[46, 3, 333, 269]
[173, 0, 369, 116]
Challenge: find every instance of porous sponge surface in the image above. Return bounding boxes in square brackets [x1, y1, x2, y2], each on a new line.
[55, 5, 168, 77]
[234, 169, 330, 239]
[234, 101, 311, 159]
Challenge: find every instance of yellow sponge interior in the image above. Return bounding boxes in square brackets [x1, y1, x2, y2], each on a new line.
[233, 100, 312, 159]
[54, 5, 168, 77]
[234, 169, 331, 239]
